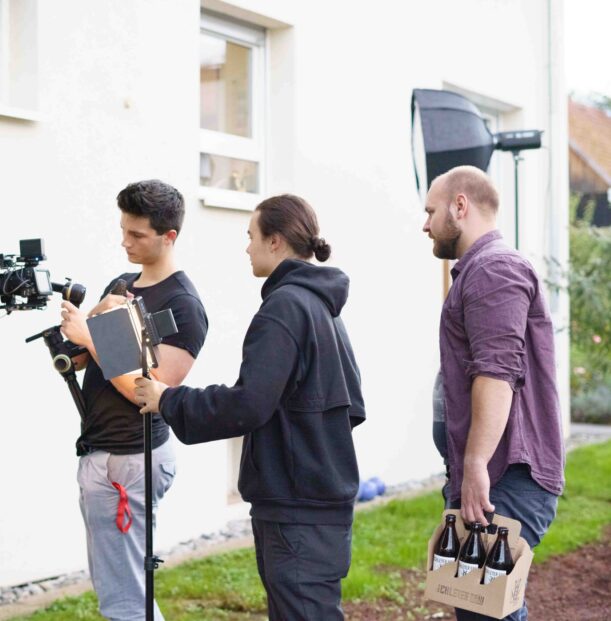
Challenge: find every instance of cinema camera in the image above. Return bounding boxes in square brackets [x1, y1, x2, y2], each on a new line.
[1, 239, 88, 409]
[0, 239, 86, 313]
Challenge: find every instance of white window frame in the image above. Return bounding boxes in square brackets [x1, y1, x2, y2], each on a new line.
[479, 106, 502, 185]
[199, 11, 266, 211]
[0, 0, 39, 121]
[0, 0, 8, 103]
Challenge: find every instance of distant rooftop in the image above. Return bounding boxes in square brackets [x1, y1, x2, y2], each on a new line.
[569, 99, 611, 188]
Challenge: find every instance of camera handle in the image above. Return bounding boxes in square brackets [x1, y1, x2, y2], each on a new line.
[25, 325, 88, 420]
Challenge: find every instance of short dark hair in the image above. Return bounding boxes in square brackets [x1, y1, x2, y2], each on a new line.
[255, 194, 331, 262]
[117, 180, 185, 235]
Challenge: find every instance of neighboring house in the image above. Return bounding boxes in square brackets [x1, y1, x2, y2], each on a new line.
[0, 0, 569, 586]
[569, 98, 611, 226]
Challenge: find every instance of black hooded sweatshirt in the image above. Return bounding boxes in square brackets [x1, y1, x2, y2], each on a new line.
[159, 258, 366, 524]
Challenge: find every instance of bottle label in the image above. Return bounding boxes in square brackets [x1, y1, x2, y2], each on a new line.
[457, 561, 480, 577]
[432, 554, 456, 571]
[484, 566, 507, 585]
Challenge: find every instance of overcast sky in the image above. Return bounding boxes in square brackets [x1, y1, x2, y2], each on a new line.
[565, 0, 610, 97]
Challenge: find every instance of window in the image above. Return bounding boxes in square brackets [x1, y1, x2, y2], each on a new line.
[0, 0, 39, 121]
[200, 11, 266, 211]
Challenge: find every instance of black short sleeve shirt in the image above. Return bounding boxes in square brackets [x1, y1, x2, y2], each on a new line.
[77, 271, 207, 455]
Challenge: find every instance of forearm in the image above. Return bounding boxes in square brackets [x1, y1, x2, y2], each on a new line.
[160, 384, 270, 444]
[459, 376, 513, 524]
[80, 341, 138, 404]
[90, 349, 172, 405]
[464, 375, 513, 468]
[139, 314, 298, 442]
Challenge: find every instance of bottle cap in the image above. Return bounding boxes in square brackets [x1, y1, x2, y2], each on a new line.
[472, 522, 484, 531]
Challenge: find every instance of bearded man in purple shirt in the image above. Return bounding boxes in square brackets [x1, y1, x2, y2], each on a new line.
[423, 165, 565, 621]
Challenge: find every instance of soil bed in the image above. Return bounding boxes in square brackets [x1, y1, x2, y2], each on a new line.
[344, 538, 610, 620]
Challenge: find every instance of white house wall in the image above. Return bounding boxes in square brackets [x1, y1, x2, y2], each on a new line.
[0, 0, 568, 586]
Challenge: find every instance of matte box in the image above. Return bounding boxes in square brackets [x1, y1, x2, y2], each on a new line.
[87, 306, 142, 379]
[424, 509, 533, 619]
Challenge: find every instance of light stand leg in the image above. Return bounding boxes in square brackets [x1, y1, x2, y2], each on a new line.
[142, 332, 162, 621]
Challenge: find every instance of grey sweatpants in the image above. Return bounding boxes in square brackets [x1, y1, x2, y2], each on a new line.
[77, 440, 176, 621]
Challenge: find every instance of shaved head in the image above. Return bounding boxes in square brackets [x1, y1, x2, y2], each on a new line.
[424, 166, 500, 259]
[434, 165, 499, 215]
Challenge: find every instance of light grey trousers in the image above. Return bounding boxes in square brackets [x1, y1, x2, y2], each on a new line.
[77, 440, 176, 621]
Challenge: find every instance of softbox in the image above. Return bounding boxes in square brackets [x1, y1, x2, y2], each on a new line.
[411, 89, 495, 193]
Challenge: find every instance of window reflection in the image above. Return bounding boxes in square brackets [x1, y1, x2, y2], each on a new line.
[200, 33, 252, 138]
[200, 153, 259, 193]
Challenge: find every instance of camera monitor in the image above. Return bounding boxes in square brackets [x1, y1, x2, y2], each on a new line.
[33, 269, 53, 297]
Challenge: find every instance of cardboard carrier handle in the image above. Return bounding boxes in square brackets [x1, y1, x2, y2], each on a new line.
[464, 510, 497, 534]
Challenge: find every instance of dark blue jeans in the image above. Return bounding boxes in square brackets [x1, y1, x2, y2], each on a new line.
[444, 464, 558, 621]
[252, 518, 352, 621]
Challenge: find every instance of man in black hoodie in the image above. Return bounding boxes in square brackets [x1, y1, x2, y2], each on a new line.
[136, 194, 365, 620]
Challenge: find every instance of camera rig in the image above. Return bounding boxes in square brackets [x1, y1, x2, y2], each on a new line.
[0, 239, 86, 313]
[0, 238, 88, 414]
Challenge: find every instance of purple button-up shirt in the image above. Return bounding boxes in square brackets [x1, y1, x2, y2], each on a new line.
[440, 230, 565, 501]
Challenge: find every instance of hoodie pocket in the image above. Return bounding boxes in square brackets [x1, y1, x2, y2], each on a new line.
[242, 435, 259, 474]
[288, 406, 359, 502]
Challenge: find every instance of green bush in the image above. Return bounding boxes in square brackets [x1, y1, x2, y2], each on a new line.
[567, 193, 611, 422]
[571, 384, 611, 424]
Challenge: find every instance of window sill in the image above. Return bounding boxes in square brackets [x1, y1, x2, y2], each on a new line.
[199, 187, 261, 212]
[0, 105, 40, 122]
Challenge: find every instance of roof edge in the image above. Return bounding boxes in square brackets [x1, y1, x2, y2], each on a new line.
[569, 139, 611, 186]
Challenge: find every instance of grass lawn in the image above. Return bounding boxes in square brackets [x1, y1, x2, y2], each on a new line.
[9, 441, 611, 620]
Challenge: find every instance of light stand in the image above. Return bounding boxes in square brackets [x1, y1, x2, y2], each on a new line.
[512, 151, 523, 249]
[87, 296, 177, 621]
[136, 306, 164, 621]
[494, 130, 543, 251]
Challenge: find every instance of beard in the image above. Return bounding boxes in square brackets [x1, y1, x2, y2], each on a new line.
[432, 212, 461, 260]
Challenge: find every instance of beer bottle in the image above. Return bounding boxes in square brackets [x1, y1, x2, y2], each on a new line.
[483, 527, 514, 584]
[432, 514, 460, 570]
[457, 521, 486, 577]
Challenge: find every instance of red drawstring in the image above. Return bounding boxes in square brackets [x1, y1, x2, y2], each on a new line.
[112, 482, 133, 533]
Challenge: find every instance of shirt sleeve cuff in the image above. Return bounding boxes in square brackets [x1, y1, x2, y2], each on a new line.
[159, 386, 176, 422]
[464, 361, 525, 391]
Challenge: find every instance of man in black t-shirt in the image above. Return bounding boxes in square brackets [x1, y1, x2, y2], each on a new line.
[60, 180, 207, 621]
